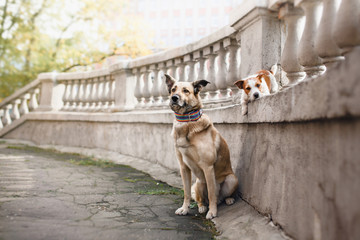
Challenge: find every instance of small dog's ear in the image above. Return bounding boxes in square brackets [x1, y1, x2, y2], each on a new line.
[164, 74, 176, 94]
[193, 80, 210, 94]
[234, 80, 244, 89]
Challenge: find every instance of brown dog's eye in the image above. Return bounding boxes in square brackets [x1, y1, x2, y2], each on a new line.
[246, 87, 251, 91]
[183, 89, 189, 94]
[171, 88, 176, 93]
[256, 84, 261, 87]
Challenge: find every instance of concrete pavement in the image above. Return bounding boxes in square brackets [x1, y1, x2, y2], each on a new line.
[0, 142, 215, 240]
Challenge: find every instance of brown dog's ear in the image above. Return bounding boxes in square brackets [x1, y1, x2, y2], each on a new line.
[234, 80, 244, 89]
[164, 74, 176, 94]
[192, 80, 210, 94]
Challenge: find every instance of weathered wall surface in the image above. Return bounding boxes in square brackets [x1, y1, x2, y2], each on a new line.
[5, 115, 360, 240]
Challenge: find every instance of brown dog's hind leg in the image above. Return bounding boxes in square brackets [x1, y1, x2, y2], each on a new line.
[193, 179, 208, 214]
[219, 174, 238, 205]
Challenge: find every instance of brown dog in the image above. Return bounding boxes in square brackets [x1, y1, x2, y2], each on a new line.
[165, 74, 238, 219]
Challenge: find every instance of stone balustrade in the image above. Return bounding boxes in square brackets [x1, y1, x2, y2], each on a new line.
[0, 0, 358, 127]
[0, 79, 41, 129]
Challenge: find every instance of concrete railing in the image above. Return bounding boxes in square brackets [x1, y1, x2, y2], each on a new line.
[0, 79, 41, 129]
[0, 1, 359, 240]
[1, 0, 357, 116]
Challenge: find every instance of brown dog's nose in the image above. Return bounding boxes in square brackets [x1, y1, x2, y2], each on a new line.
[171, 95, 179, 102]
[253, 92, 259, 99]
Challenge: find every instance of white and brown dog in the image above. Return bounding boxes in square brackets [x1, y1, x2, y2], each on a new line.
[165, 74, 238, 219]
[234, 65, 279, 115]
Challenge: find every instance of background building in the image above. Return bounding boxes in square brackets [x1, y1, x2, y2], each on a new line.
[128, 0, 244, 49]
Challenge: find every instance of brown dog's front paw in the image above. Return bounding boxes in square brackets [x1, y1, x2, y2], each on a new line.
[206, 209, 217, 219]
[198, 205, 207, 214]
[175, 207, 189, 215]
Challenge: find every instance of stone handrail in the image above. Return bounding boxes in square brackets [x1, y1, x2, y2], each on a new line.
[0, 78, 41, 129]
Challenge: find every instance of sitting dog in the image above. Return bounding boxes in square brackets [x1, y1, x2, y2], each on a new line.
[165, 74, 238, 219]
[234, 65, 279, 115]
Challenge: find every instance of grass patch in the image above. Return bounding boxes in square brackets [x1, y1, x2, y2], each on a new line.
[66, 158, 118, 168]
[137, 184, 184, 197]
[6, 144, 128, 169]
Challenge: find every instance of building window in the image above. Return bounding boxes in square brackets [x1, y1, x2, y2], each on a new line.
[185, 28, 193, 36]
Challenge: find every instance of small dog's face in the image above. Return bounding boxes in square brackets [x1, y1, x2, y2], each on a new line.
[234, 77, 264, 101]
[164, 74, 209, 114]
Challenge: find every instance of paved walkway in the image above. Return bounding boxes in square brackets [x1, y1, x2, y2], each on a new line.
[0, 143, 214, 240]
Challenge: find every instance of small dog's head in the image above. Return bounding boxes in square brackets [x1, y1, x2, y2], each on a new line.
[164, 74, 209, 114]
[234, 70, 272, 101]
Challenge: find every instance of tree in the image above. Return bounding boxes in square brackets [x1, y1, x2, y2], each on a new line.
[0, 0, 153, 100]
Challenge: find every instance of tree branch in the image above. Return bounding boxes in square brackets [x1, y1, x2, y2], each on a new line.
[61, 51, 119, 72]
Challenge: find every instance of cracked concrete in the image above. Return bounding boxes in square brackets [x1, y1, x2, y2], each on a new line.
[0, 142, 214, 240]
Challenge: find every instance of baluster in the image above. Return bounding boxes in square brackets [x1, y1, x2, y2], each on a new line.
[95, 76, 104, 111]
[134, 68, 144, 109]
[184, 54, 196, 82]
[150, 64, 161, 106]
[89, 77, 98, 112]
[203, 46, 218, 101]
[3, 104, 12, 126]
[224, 38, 240, 100]
[108, 75, 115, 111]
[176, 58, 186, 82]
[279, 3, 306, 85]
[66, 80, 75, 111]
[158, 62, 169, 108]
[76, 78, 86, 111]
[82, 78, 91, 111]
[101, 75, 110, 111]
[0, 109, 3, 129]
[10, 99, 20, 120]
[194, 50, 208, 101]
[333, 0, 360, 54]
[214, 41, 228, 101]
[28, 88, 39, 111]
[296, 0, 326, 78]
[61, 81, 70, 111]
[315, 0, 344, 69]
[19, 94, 30, 115]
[167, 59, 177, 79]
[141, 66, 152, 108]
[68, 80, 79, 111]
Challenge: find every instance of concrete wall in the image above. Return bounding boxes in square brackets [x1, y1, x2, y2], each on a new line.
[4, 47, 360, 240]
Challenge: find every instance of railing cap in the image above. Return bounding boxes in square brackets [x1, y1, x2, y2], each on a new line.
[109, 60, 130, 74]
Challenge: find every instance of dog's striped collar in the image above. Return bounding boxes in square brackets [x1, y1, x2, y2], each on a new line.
[174, 109, 203, 122]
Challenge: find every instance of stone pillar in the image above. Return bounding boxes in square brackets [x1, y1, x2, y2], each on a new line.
[150, 64, 161, 106]
[214, 41, 228, 101]
[333, 0, 360, 54]
[10, 99, 20, 120]
[232, 7, 281, 78]
[193, 50, 208, 100]
[296, 0, 326, 78]
[141, 66, 152, 108]
[203, 46, 218, 101]
[37, 72, 58, 111]
[158, 62, 169, 108]
[279, 3, 306, 85]
[0, 109, 3, 129]
[28, 88, 39, 111]
[110, 61, 135, 111]
[176, 58, 186, 82]
[19, 94, 30, 115]
[224, 38, 240, 100]
[133, 68, 143, 109]
[3, 105, 12, 126]
[315, 0, 344, 68]
[184, 54, 196, 82]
